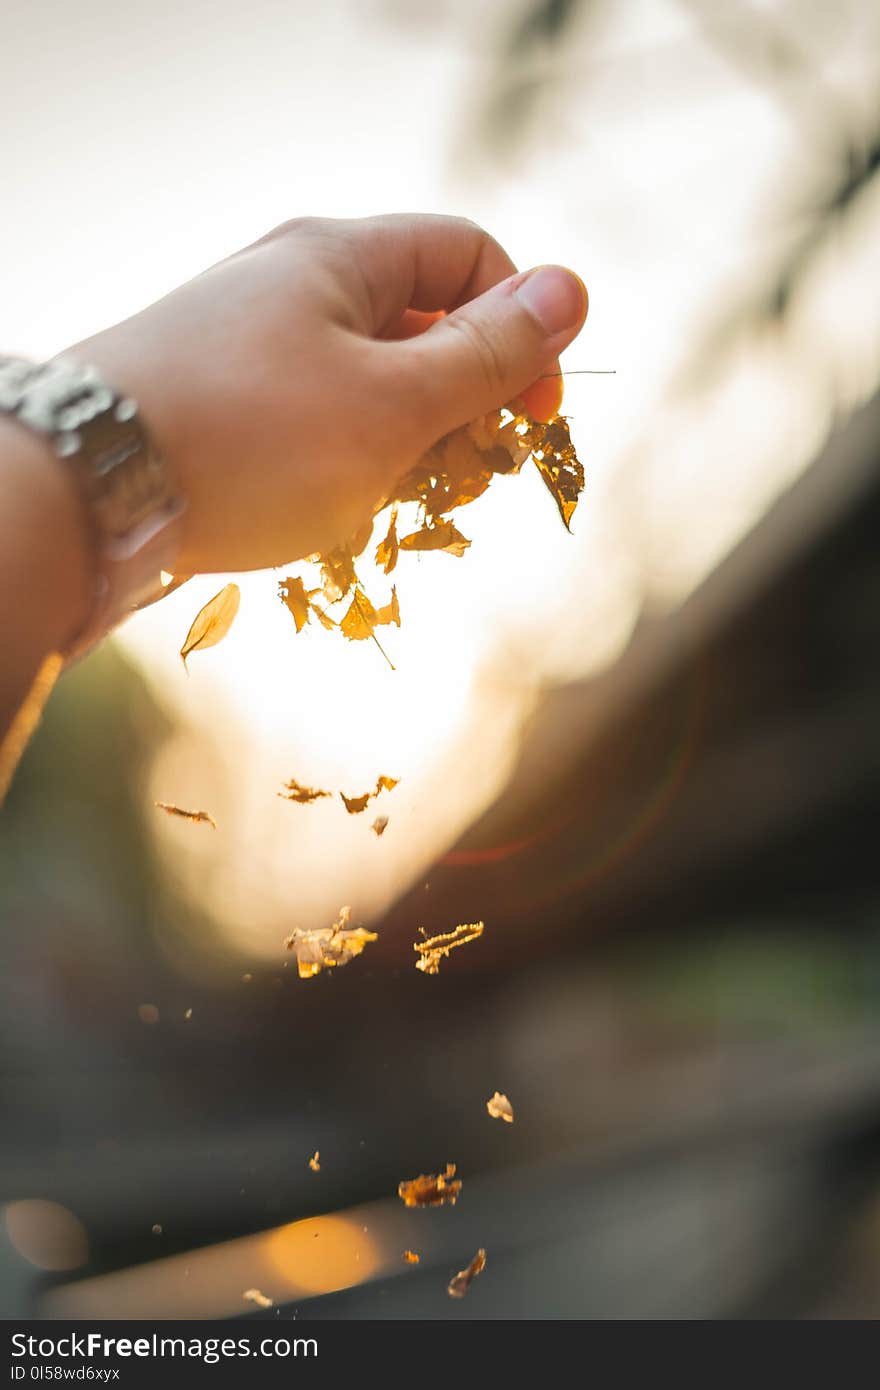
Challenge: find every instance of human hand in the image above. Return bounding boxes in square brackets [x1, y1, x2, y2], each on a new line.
[71, 213, 588, 574]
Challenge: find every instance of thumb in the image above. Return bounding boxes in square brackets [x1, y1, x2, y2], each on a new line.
[403, 265, 587, 437]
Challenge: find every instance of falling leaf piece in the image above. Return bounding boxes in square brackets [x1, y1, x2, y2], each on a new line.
[448, 1248, 487, 1299]
[486, 1091, 514, 1124]
[180, 583, 240, 667]
[242, 1289, 273, 1309]
[340, 774, 399, 815]
[308, 1150, 320, 1173]
[279, 778, 332, 804]
[285, 905, 377, 979]
[403, 1250, 420, 1265]
[414, 922, 485, 975]
[398, 1163, 461, 1209]
[155, 802, 216, 828]
[372, 815, 389, 837]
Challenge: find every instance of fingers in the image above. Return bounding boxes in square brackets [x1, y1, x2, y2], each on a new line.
[393, 264, 588, 439]
[343, 213, 520, 334]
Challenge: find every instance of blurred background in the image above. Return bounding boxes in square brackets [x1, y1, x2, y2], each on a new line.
[2, 0, 880, 1319]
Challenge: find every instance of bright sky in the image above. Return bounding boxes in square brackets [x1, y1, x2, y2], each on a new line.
[3, 0, 879, 965]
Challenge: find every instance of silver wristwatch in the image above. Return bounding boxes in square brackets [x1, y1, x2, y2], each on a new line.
[0, 353, 186, 658]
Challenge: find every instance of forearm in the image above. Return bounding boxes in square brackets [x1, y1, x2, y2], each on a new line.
[0, 414, 91, 737]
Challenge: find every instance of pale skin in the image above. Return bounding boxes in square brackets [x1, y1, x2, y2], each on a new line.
[0, 213, 587, 742]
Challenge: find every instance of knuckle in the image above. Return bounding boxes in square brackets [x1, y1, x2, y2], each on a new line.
[446, 314, 506, 393]
[272, 215, 329, 243]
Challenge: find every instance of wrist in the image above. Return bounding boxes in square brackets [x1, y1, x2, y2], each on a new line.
[0, 412, 92, 654]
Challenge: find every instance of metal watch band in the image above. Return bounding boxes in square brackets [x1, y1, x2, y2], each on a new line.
[0, 353, 186, 659]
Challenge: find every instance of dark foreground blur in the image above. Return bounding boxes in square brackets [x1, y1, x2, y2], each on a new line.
[2, 389, 879, 1320]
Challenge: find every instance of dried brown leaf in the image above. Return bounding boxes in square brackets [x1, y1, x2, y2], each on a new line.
[155, 802, 216, 828]
[398, 1163, 461, 1208]
[340, 589, 377, 641]
[180, 583, 240, 667]
[403, 1250, 420, 1265]
[531, 416, 584, 530]
[372, 815, 389, 837]
[308, 1150, 321, 1172]
[448, 1248, 486, 1298]
[414, 922, 484, 974]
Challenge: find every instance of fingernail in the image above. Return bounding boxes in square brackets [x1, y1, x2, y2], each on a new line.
[515, 266, 587, 336]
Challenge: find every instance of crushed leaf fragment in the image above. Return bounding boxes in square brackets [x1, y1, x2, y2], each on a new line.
[486, 1091, 514, 1124]
[285, 905, 377, 979]
[448, 1248, 486, 1299]
[308, 1151, 320, 1173]
[372, 815, 389, 837]
[180, 583, 240, 667]
[414, 922, 484, 975]
[242, 1289, 273, 1309]
[398, 1163, 461, 1209]
[340, 774, 399, 815]
[403, 1250, 420, 1265]
[155, 802, 216, 828]
[399, 518, 471, 557]
[375, 507, 399, 574]
[278, 777, 332, 804]
[278, 575, 310, 632]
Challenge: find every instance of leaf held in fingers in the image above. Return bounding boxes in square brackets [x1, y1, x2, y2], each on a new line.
[320, 546, 358, 603]
[448, 1249, 486, 1298]
[375, 507, 399, 574]
[278, 575, 311, 632]
[398, 1163, 461, 1208]
[155, 802, 217, 829]
[530, 416, 584, 530]
[399, 520, 471, 558]
[374, 586, 400, 628]
[180, 583, 240, 667]
[340, 589, 378, 641]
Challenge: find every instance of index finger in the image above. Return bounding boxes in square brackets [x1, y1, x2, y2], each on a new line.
[342, 213, 520, 336]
